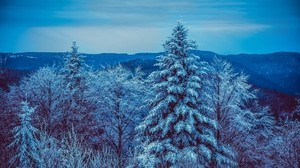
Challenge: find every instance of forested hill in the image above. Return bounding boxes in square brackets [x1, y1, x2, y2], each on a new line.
[0, 51, 300, 96]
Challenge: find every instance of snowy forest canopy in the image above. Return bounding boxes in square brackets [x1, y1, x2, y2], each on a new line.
[0, 22, 299, 168]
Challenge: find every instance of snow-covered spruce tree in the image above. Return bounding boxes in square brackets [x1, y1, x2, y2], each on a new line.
[135, 22, 221, 167]
[60, 42, 96, 137]
[9, 101, 41, 168]
[63, 41, 86, 102]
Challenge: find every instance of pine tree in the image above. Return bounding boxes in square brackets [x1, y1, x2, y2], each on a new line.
[63, 41, 86, 99]
[136, 22, 219, 167]
[9, 101, 41, 168]
[61, 42, 93, 134]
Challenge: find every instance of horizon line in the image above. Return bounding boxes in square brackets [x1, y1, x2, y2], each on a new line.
[1, 50, 300, 56]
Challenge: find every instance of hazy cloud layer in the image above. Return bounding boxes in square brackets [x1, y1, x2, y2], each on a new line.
[0, 0, 299, 53]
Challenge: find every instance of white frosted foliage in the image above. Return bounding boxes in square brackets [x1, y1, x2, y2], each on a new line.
[135, 22, 219, 167]
[9, 101, 41, 168]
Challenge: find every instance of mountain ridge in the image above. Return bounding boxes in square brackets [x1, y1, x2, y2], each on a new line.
[0, 50, 299, 96]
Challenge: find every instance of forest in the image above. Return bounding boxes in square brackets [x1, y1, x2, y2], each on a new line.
[0, 22, 299, 168]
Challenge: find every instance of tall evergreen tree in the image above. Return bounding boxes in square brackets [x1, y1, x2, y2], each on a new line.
[9, 101, 41, 168]
[63, 41, 86, 99]
[135, 22, 220, 167]
[60, 42, 95, 137]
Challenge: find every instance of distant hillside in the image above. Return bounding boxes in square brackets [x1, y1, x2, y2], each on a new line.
[121, 51, 300, 96]
[0, 52, 160, 70]
[0, 51, 299, 95]
[225, 52, 299, 96]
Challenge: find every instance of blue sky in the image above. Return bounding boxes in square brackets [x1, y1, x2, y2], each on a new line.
[0, 0, 299, 54]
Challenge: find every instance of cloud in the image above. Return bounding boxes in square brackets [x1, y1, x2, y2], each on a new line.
[16, 26, 166, 53]
[191, 21, 270, 34]
[186, 20, 271, 54]
[1, 0, 299, 53]
[0, 0, 279, 29]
